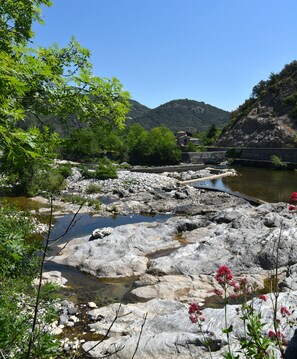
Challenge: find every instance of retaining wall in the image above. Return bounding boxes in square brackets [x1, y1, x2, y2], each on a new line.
[182, 148, 297, 166]
[182, 151, 226, 164]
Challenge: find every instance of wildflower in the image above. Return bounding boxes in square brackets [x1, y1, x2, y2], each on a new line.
[259, 294, 267, 301]
[188, 303, 202, 315]
[230, 280, 240, 291]
[280, 306, 291, 317]
[188, 303, 205, 325]
[290, 192, 297, 202]
[189, 314, 198, 323]
[289, 205, 296, 211]
[277, 330, 287, 345]
[215, 265, 233, 285]
[268, 330, 276, 338]
[214, 288, 223, 296]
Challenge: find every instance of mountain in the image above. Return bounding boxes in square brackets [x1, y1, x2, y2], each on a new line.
[216, 61, 297, 148]
[127, 99, 151, 119]
[22, 98, 230, 135]
[127, 99, 230, 132]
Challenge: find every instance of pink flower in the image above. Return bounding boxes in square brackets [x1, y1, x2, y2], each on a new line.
[188, 303, 205, 324]
[280, 306, 291, 317]
[289, 205, 296, 211]
[188, 303, 202, 315]
[189, 314, 198, 323]
[230, 280, 240, 291]
[215, 265, 233, 285]
[277, 330, 286, 344]
[290, 192, 297, 202]
[214, 288, 223, 297]
[268, 330, 276, 338]
[259, 294, 267, 301]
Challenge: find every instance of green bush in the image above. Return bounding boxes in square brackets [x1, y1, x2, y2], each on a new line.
[62, 194, 101, 210]
[94, 160, 118, 180]
[80, 159, 118, 180]
[0, 205, 61, 358]
[56, 163, 73, 178]
[271, 155, 287, 169]
[0, 206, 40, 277]
[85, 183, 102, 194]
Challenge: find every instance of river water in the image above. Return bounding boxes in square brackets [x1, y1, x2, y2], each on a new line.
[192, 166, 297, 203]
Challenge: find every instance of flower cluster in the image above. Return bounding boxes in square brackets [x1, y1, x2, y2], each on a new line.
[188, 303, 205, 324]
[214, 265, 253, 300]
[289, 192, 297, 211]
[280, 306, 291, 317]
[215, 265, 233, 285]
[268, 329, 287, 345]
[259, 294, 267, 301]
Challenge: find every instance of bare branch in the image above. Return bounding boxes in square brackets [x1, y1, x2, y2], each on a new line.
[75, 304, 128, 358]
[131, 312, 148, 359]
[26, 195, 54, 358]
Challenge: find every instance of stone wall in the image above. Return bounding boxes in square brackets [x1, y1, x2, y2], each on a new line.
[182, 151, 226, 164]
[240, 148, 297, 163]
[183, 148, 297, 166]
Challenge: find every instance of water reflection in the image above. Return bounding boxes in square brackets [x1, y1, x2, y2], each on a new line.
[193, 167, 297, 203]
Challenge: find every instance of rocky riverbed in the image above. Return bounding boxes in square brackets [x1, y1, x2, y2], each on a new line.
[43, 167, 297, 358]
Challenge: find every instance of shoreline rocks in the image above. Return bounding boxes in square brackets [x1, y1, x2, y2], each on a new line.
[41, 167, 297, 358]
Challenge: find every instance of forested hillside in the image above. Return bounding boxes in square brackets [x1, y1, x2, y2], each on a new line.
[216, 61, 297, 148]
[127, 99, 230, 132]
[23, 98, 230, 135]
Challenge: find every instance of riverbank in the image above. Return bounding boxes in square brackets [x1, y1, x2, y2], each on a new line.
[28, 166, 237, 217]
[37, 165, 297, 358]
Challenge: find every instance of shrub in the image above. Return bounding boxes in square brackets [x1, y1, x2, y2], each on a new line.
[80, 159, 118, 180]
[85, 183, 102, 194]
[0, 205, 61, 358]
[271, 155, 287, 169]
[62, 194, 101, 210]
[94, 159, 118, 180]
[56, 163, 73, 178]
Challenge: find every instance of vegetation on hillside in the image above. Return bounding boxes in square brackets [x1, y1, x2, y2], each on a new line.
[126, 99, 230, 132]
[127, 99, 151, 119]
[224, 60, 297, 132]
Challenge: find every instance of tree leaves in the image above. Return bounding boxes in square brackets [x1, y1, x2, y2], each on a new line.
[0, 1, 130, 194]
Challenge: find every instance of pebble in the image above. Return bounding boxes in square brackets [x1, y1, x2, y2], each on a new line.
[88, 301, 97, 309]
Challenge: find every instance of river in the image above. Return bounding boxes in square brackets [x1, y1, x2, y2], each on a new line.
[2, 166, 296, 304]
[192, 166, 297, 203]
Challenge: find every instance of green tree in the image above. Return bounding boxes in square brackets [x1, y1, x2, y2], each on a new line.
[0, 0, 53, 52]
[0, 0, 130, 194]
[202, 124, 221, 146]
[128, 125, 182, 166]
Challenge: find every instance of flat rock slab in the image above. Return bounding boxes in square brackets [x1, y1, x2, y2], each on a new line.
[83, 292, 297, 358]
[51, 221, 181, 278]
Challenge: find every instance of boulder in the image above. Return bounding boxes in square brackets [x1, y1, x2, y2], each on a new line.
[83, 293, 297, 358]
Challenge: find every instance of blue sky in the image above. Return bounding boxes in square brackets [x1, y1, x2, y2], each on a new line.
[33, 0, 297, 112]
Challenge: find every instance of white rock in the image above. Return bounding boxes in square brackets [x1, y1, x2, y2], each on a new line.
[88, 302, 97, 309]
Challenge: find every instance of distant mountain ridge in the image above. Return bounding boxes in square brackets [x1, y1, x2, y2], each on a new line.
[22, 98, 230, 136]
[127, 99, 230, 132]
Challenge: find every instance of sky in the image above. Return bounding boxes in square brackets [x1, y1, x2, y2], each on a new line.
[32, 0, 297, 112]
